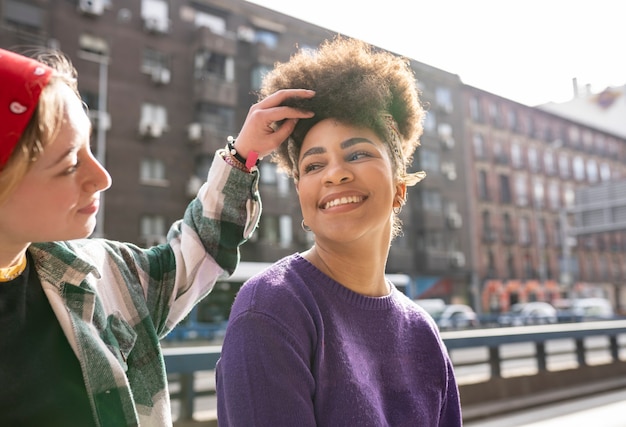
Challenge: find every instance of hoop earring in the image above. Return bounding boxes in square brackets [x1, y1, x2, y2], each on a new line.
[393, 206, 402, 215]
[301, 220, 311, 232]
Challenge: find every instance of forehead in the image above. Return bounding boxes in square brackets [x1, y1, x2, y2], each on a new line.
[301, 119, 381, 147]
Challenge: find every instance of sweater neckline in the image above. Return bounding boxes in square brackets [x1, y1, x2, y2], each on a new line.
[292, 253, 397, 310]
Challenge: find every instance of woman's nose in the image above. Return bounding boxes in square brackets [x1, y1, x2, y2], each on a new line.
[84, 153, 112, 192]
[324, 161, 353, 185]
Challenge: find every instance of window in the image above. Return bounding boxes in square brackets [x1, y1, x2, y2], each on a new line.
[141, 0, 169, 32]
[511, 141, 523, 168]
[537, 218, 547, 247]
[473, 133, 486, 159]
[519, 216, 530, 245]
[499, 174, 511, 204]
[194, 103, 234, 131]
[4, 0, 44, 29]
[139, 103, 167, 137]
[194, 11, 226, 33]
[251, 64, 272, 91]
[260, 162, 277, 185]
[142, 48, 169, 74]
[420, 149, 440, 175]
[586, 159, 598, 183]
[515, 174, 528, 206]
[573, 156, 585, 181]
[422, 190, 442, 213]
[435, 87, 453, 113]
[503, 213, 514, 242]
[254, 30, 279, 49]
[194, 50, 234, 81]
[548, 181, 560, 210]
[558, 153, 570, 178]
[533, 177, 544, 208]
[528, 147, 539, 172]
[469, 96, 482, 122]
[140, 215, 166, 245]
[438, 123, 454, 148]
[140, 158, 167, 185]
[279, 215, 292, 248]
[423, 110, 436, 134]
[543, 150, 556, 175]
[79, 33, 109, 57]
[478, 170, 489, 201]
[258, 214, 292, 246]
[600, 162, 611, 182]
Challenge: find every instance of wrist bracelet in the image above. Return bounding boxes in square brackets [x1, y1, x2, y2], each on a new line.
[219, 149, 249, 172]
[227, 136, 260, 170]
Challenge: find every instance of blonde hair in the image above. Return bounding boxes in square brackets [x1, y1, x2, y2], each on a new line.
[0, 51, 78, 204]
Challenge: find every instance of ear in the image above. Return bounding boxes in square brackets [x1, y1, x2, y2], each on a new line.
[393, 182, 407, 207]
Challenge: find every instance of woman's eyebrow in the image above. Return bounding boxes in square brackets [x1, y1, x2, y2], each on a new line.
[340, 137, 374, 149]
[46, 144, 80, 170]
[300, 137, 375, 162]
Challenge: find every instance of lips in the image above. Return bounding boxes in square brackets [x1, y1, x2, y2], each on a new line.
[322, 195, 365, 210]
[78, 200, 100, 214]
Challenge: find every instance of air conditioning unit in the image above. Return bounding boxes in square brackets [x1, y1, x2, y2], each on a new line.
[186, 175, 203, 198]
[151, 68, 171, 85]
[440, 137, 455, 150]
[78, 0, 104, 16]
[187, 123, 202, 143]
[449, 251, 466, 268]
[447, 212, 463, 229]
[139, 122, 163, 138]
[88, 110, 111, 131]
[441, 162, 457, 181]
[145, 17, 169, 33]
[237, 26, 256, 42]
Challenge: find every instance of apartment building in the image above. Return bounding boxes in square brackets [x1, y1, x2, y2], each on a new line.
[3, 0, 622, 309]
[463, 85, 626, 313]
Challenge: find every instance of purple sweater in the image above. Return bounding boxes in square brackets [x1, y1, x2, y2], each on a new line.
[216, 253, 462, 426]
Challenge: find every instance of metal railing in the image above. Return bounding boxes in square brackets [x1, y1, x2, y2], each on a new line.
[164, 320, 626, 423]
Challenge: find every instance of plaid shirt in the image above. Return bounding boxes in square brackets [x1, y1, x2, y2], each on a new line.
[27, 153, 260, 426]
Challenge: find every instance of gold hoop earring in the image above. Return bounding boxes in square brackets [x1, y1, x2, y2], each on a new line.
[301, 220, 311, 232]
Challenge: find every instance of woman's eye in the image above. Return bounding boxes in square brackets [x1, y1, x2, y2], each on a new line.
[348, 151, 371, 161]
[302, 162, 322, 174]
[63, 160, 81, 175]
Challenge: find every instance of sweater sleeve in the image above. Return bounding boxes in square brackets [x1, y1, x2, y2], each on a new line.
[216, 289, 316, 426]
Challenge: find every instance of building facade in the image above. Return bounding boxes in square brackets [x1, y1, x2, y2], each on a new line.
[2, 0, 623, 311]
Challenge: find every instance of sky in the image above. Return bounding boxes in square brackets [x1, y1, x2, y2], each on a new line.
[247, 0, 624, 106]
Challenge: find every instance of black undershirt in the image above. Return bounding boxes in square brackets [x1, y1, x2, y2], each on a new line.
[0, 253, 96, 426]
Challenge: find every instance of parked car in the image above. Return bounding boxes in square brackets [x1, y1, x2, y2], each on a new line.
[436, 304, 480, 330]
[570, 298, 614, 321]
[414, 298, 446, 320]
[498, 302, 558, 326]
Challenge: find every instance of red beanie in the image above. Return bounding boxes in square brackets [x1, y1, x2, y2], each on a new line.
[0, 48, 53, 169]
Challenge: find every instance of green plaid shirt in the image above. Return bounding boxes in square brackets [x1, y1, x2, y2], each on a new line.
[28, 153, 260, 426]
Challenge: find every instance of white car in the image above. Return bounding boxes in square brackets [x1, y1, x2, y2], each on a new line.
[570, 298, 614, 321]
[498, 302, 558, 326]
[436, 304, 479, 330]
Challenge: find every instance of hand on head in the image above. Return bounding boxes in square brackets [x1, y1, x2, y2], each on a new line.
[233, 89, 315, 160]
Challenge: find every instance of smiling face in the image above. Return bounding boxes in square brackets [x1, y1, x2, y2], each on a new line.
[296, 118, 405, 247]
[0, 82, 111, 248]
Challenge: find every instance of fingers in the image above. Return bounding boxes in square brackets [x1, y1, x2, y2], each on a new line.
[234, 90, 315, 159]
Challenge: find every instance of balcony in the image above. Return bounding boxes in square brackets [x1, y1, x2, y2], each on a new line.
[196, 26, 237, 56]
[193, 75, 237, 106]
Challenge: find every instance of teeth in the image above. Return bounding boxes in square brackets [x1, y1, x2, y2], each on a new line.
[324, 196, 363, 209]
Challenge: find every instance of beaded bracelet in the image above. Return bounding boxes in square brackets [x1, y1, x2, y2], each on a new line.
[219, 149, 250, 173]
[227, 136, 260, 170]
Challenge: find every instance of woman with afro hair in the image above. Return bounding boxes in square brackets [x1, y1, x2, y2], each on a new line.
[216, 36, 462, 426]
